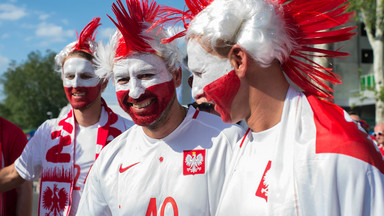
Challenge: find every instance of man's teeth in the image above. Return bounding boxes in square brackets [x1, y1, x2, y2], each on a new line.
[132, 100, 152, 108]
[73, 93, 86, 96]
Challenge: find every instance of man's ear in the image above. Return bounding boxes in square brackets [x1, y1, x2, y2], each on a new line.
[172, 67, 183, 88]
[100, 78, 109, 93]
[228, 44, 248, 78]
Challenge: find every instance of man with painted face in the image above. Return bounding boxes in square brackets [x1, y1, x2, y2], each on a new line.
[157, 0, 384, 215]
[77, 0, 244, 215]
[0, 18, 133, 216]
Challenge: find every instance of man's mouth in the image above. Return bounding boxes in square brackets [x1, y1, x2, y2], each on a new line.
[72, 92, 86, 96]
[129, 98, 154, 109]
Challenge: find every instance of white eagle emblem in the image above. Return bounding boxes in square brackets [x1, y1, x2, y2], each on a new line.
[185, 152, 204, 173]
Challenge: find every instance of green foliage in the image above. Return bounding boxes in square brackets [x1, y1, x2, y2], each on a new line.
[0, 50, 67, 129]
[348, 0, 384, 31]
[376, 86, 384, 101]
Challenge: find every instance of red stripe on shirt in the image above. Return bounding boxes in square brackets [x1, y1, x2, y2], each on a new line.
[192, 110, 200, 119]
[240, 128, 251, 148]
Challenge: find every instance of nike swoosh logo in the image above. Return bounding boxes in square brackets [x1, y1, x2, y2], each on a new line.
[119, 162, 140, 173]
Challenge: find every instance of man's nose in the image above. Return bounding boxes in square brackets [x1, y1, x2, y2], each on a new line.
[128, 78, 145, 99]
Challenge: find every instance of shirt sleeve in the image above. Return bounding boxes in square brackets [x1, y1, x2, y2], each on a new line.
[1, 118, 28, 166]
[77, 153, 112, 216]
[14, 121, 49, 181]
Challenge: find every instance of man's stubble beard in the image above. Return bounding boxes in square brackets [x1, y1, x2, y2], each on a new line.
[146, 93, 177, 130]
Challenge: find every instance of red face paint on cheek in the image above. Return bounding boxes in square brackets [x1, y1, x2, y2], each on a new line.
[116, 80, 176, 126]
[203, 70, 240, 123]
[64, 85, 101, 109]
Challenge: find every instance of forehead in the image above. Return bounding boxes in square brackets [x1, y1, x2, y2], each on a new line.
[63, 57, 94, 73]
[187, 40, 207, 59]
[376, 124, 384, 131]
[187, 40, 228, 71]
[113, 54, 167, 75]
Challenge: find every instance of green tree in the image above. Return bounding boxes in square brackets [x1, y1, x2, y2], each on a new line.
[0, 50, 67, 129]
[349, 0, 384, 124]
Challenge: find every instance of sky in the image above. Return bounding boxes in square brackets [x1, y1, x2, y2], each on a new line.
[0, 0, 186, 118]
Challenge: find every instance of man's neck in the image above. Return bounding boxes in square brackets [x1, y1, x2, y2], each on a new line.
[142, 100, 187, 139]
[245, 61, 289, 132]
[73, 98, 102, 127]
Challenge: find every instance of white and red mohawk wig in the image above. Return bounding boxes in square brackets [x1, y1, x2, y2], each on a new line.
[95, 0, 180, 80]
[55, 17, 101, 73]
[157, 0, 356, 99]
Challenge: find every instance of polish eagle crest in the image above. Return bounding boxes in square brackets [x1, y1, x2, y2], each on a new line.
[42, 184, 68, 216]
[185, 152, 204, 173]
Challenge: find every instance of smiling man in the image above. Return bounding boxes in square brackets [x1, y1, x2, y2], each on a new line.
[157, 0, 384, 215]
[0, 18, 133, 216]
[77, 0, 244, 215]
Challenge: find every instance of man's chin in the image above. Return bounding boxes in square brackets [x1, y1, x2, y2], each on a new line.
[131, 115, 158, 126]
[70, 101, 92, 110]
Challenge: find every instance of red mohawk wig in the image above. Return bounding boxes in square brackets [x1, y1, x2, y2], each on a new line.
[108, 0, 160, 59]
[156, 0, 356, 99]
[55, 17, 101, 72]
[153, 0, 213, 43]
[72, 17, 101, 54]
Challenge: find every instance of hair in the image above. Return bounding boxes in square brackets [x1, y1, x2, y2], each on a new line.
[187, 0, 294, 68]
[54, 17, 101, 74]
[55, 43, 97, 74]
[94, 0, 182, 80]
[159, 0, 356, 99]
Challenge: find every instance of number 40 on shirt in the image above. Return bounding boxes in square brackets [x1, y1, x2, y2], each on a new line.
[145, 197, 178, 216]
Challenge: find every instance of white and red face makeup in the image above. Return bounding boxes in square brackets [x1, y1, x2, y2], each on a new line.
[113, 54, 175, 126]
[187, 40, 240, 123]
[62, 57, 101, 109]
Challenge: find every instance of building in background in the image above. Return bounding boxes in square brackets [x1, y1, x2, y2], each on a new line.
[332, 22, 381, 131]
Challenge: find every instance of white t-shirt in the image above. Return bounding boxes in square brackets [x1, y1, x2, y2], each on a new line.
[217, 123, 280, 215]
[15, 122, 99, 216]
[70, 123, 97, 215]
[15, 105, 133, 216]
[216, 87, 384, 216]
[77, 107, 245, 216]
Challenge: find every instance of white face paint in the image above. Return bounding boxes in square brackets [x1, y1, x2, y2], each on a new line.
[62, 57, 99, 87]
[187, 40, 234, 99]
[113, 54, 172, 99]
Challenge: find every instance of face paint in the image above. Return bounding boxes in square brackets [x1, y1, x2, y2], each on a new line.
[187, 40, 240, 122]
[187, 40, 234, 99]
[63, 57, 99, 87]
[113, 54, 175, 126]
[62, 57, 102, 109]
[117, 80, 175, 126]
[204, 70, 240, 123]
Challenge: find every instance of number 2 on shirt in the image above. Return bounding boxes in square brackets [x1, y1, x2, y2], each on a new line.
[145, 197, 178, 216]
[73, 164, 81, 190]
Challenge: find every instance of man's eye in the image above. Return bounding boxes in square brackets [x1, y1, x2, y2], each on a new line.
[65, 74, 75, 80]
[117, 77, 130, 85]
[80, 74, 94, 79]
[193, 71, 203, 78]
[138, 74, 154, 80]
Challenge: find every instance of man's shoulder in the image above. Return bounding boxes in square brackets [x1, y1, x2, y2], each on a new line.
[0, 117, 24, 135]
[34, 118, 60, 133]
[101, 125, 140, 153]
[306, 95, 384, 174]
[95, 125, 141, 171]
